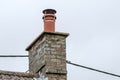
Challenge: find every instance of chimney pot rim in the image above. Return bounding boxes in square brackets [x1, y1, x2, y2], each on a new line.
[43, 9, 56, 14]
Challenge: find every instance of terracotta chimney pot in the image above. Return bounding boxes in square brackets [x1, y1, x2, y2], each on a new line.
[42, 9, 56, 32]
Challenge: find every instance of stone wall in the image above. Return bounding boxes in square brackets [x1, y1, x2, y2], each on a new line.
[29, 35, 46, 73]
[45, 34, 67, 72]
[28, 32, 69, 80]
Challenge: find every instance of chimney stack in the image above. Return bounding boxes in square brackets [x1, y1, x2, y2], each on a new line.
[26, 9, 69, 80]
[42, 9, 56, 32]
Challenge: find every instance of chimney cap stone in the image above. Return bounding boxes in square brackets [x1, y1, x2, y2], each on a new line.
[25, 31, 69, 51]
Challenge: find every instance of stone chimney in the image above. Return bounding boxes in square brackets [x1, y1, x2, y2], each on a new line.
[26, 9, 69, 80]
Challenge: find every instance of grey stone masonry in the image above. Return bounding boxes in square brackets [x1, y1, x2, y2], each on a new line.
[26, 31, 69, 80]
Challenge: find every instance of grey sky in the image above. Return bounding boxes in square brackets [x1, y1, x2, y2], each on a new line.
[0, 0, 120, 80]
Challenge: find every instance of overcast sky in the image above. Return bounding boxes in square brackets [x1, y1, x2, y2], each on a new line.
[0, 0, 120, 80]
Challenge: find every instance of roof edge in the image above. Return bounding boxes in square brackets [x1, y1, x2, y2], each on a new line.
[0, 70, 36, 78]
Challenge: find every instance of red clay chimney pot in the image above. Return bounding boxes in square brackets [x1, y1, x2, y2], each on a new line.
[42, 9, 56, 32]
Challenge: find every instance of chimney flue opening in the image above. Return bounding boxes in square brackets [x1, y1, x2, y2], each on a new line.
[43, 9, 56, 14]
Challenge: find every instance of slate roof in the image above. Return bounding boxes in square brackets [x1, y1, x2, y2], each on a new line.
[0, 70, 36, 80]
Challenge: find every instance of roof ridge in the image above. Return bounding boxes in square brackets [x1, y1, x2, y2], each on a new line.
[0, 70, 35, 78]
